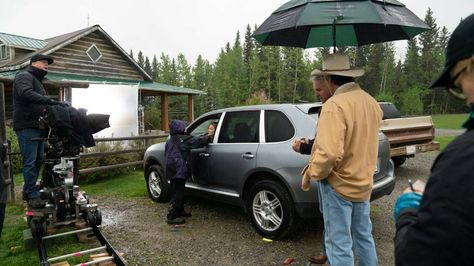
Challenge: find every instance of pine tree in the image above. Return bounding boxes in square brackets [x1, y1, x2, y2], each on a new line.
[151, 55, 159, 81]
[143, 56, 152, 76]
[243, 25, 254, 92]
[176, 53, 192, 88]
[419, 8, 443, 113]
[137, 51, 145, 68]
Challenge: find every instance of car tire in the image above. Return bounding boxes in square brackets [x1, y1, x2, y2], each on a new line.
[247, 180, 295, 240]
[392, 156, 407, 167]
[145, 165, 170, 203]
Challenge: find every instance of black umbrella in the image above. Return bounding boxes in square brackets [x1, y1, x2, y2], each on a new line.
[253, 0, 430, 49]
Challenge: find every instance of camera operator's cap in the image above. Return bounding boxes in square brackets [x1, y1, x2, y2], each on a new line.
[430, 13, 474, 88]
[311, 53, 364, 78]
[30, 54, 54, 64]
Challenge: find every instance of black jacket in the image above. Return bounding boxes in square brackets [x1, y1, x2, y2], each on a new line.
[395, 128, 474, 265]
[12, 66, 53, 130]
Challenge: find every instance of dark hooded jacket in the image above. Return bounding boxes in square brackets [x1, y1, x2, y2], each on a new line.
[395, 114, 474, 265]
[12, 65, 54, 130]
[165, 120, 210, 180]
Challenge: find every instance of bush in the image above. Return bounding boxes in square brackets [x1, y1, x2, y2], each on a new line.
[79, 140, 144, 183]
[375, 91, 395, 103]
[400, 87, 426, 116]
[6, 127, 21, 174]
[245, 91, 273, 105]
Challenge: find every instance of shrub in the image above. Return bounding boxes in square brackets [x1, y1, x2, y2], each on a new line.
[400, 87, 426, 116]
[6, 127, 21, 174]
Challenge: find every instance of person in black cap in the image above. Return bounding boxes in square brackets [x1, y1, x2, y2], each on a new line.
[13, 54, 66, 208]
[394, 13, 474, 265]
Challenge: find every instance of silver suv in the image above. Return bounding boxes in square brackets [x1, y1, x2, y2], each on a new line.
[144, 103, 395, 239]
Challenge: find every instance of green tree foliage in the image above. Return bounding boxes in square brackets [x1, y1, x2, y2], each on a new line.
[192, 55, 214, 116]
[400, 87, 426, 115]
[138, 8, 463, 119]
[137, 51, 144, 68]
[143, 57, 152, 76]
[151, 55, 159, 81]
[176, 53, 192, 88]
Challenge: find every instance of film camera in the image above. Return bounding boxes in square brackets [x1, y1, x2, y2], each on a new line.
[27, 105, 110, 238]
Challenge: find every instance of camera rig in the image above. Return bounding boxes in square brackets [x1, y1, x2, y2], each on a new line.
[27, 105, 110, 238]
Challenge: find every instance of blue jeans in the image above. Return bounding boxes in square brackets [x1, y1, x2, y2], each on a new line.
[15, 128, 44, 199]
[317, 181, 326, 256]
[320, 180, 378, 266]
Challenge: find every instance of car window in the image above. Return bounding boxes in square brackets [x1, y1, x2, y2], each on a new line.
[218, 111, 260, 143]
[265, 110, 295, 142]
[188, 114, 221, 137]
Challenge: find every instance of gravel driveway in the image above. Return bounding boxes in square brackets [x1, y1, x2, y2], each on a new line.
[95, 152, 438, 266]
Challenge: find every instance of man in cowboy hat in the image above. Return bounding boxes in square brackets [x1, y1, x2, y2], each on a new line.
[301, 53, 382, 266]
[394, 13, 474, 265]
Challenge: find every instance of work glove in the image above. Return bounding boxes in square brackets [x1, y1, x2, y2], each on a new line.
[394, 192, 422, 221]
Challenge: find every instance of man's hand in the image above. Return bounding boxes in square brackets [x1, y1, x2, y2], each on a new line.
[292, 138, 308, 153]
[402, 179, 426, 194]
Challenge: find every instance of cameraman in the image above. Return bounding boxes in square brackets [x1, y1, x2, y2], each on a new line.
[13, 54, 66, 208]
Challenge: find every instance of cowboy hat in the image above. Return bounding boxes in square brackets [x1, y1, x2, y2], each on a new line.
[311, 53, 364, 78]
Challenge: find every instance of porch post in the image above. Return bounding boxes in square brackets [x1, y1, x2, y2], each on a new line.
[187, 94, 194, 122]
[161, 94, 169, 132]
[1, 82, 12, 203]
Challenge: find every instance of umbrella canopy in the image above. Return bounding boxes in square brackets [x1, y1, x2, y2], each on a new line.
[253, 0, 430, 49]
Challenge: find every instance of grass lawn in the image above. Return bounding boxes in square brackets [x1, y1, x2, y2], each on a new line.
[435, 135, 456, 151]
[80, 170, 147, 198]
[1, 170, 146, 266]
[432, 113, 468, 129]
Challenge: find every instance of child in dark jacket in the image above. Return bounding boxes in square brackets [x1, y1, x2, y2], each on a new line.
[165, 120, 214, 225]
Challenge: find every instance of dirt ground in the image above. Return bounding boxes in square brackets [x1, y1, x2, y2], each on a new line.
[93, 152, 437, 266]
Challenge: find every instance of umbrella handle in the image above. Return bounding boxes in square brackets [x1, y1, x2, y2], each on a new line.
[332, 16, 343, 52]
[332, 18, 336, 52]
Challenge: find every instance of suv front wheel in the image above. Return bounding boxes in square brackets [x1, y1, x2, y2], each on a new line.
[247, 180, 295, 240]
[145, 165, 170, 203]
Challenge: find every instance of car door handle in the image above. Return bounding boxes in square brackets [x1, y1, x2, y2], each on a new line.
[242, 152, 254, 159]
[199, 152, 210, 157]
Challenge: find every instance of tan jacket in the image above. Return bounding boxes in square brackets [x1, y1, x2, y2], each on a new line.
[301, 83, 382, 201]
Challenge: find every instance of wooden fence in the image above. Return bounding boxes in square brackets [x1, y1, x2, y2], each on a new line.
[79, 134, 167, 174]
[5, 134, 168, 202]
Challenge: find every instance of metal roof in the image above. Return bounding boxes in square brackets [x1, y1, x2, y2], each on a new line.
[0, 32, 47, 49]
[0, 70, 204, 95]
[0, 25, 153, 81]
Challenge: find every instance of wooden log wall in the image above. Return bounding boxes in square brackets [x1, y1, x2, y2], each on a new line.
[49, 31, 145, 81]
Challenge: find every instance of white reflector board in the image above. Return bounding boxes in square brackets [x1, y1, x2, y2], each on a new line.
[71, 84, 139, 138]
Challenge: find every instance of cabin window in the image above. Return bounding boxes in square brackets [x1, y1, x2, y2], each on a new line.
[86, 44, 102, 62]
[0, 44, 10, 60]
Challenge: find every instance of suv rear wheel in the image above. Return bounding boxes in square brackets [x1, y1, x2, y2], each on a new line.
[392, 156, 407, 167]
[247, 180, 295, 239]
[145, 165, 170, 202]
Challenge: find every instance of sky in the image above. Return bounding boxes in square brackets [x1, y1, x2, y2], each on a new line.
[0, 0, 472, 64]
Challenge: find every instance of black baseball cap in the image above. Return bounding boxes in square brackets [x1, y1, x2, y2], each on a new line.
[30, 54, 54, 64]
[430, 13, 474, 88]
